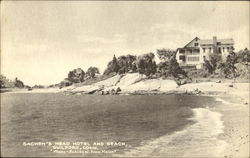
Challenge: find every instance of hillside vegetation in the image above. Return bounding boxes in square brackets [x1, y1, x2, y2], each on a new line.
[58, 48, 249, 88]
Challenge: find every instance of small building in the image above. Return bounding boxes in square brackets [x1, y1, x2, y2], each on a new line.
[176, 36, 234, 69]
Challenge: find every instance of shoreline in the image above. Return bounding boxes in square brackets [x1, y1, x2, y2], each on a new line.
[115, 107, 227, 157]
[214, 96, 249, 157]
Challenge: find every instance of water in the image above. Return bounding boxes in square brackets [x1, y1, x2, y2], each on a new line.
[1, 93, 223, 157]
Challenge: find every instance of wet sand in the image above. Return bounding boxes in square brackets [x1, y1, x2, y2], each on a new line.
[216, 96, 249, 157]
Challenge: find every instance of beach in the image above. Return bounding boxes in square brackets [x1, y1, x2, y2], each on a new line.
[216, 96, 249, 157]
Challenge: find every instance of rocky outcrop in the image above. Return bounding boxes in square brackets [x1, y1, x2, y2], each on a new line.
[63, 73, 248, 104]
[65, 73, 179, 95]
[70, 85, 104, 94]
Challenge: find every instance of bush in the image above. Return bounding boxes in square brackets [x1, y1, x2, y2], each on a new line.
[218, 51, 238, 78]
[14, 78, 24, 88]
[237, 48, 250, 63]
[157, 57, 187, 79]
[68, 68, 85, 83]
[60, 79, 72, 87]
[137, 53, 157, 77]
[86, 67, 100, 79]
[204, 53, 222, 74]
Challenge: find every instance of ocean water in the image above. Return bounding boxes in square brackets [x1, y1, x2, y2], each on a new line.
[1, 93, 224, 157]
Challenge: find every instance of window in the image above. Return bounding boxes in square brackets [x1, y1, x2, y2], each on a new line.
[227, 47, 229, 51]
[179, 56, 186, 61]
[218, 47, 221, 54]
[203, 56, 206, 60]
[209, 48, 211, 52]
[223, 47, 225, 52]
[194, 43, 199, 47]
[203, 48, 206, 53]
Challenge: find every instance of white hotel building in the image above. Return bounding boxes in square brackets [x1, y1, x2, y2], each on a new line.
[176, 36, 234, 69]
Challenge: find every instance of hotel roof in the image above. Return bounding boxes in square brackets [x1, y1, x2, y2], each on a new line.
[200, 39, 234, 45]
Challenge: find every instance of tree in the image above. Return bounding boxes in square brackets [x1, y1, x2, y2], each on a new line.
[117, 56, 128, 74]
[157, 61, 170, 77]
[168, 56, 187, 78]
[156, 49, 176, 62]
[126, 55, 137, 72]
[0, 79, 4, 88]
[237, 48, 250, 63]
[104, 54, 137, 75]
[137, 52, 157, 77]
[204, 53, 222, 74]
[0, 75, 15, 88]
[86, 67, 100, 79]
[14, 77, 24, 88]
[103, 55, 120, 75]
[116, 55, 137, 74]
[137, 58, 145, 74]
[67, 68, 85, 83]
[203, 59, 213, 74]
[218, 51, 238, 78]
[156, 49, 186, 78]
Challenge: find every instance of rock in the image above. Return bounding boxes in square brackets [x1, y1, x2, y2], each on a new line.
[182, 80, 187, 85]
[193, 88, 202, 94]
[216, 80, 222, 83]
[99, 91, 104, 95]
[110, 89, 115, 95]
[88, 89, 98, 94]
[116, 87, 121, 93]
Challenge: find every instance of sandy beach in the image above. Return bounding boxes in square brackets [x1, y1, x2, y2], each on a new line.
[215, 96, 249, 157]
[182, 82, 249, 157]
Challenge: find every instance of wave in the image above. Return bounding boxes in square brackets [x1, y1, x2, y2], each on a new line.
[215, 97, 231, 105]
[114, 107, 227, 157]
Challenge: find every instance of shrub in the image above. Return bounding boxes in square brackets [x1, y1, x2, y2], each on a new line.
[137, 53, 157, 77]
[67, 68, 85, 83]
[86, 67, 100, 79]
[14, 78, 24, 88]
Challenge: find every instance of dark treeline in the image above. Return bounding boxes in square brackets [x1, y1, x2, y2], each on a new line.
[0, 75, 27, 89]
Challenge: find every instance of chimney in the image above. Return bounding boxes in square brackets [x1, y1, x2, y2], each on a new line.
[213, 36, 217, 54]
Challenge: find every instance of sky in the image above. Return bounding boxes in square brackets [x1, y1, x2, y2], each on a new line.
[1, 1, 249, 86]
